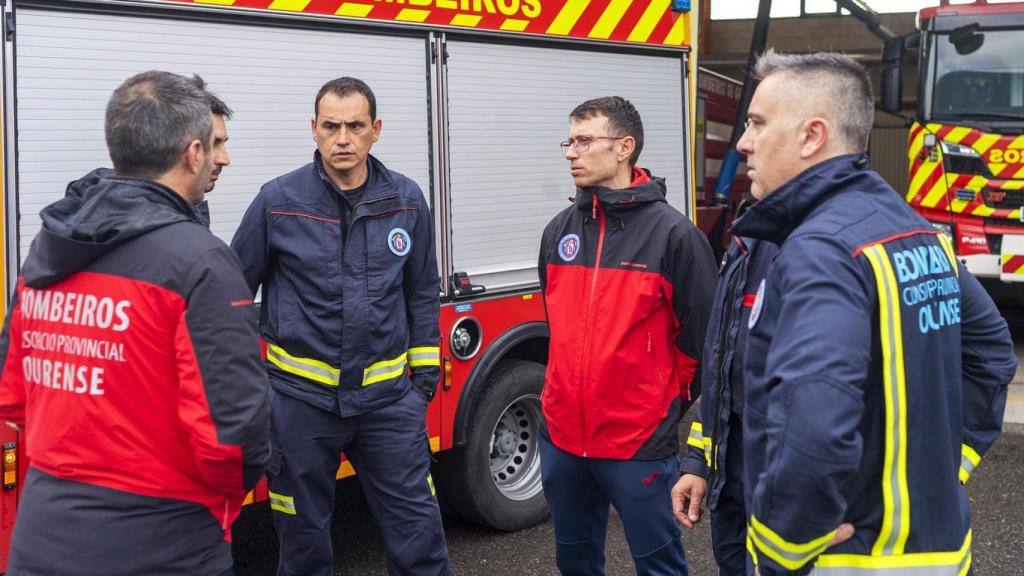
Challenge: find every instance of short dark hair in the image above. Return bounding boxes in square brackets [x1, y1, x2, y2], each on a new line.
[315, 77, 377, 120]
[570, 96, 644, 167]
[105, 71, 230, 179]
[754, 49, 874, 152]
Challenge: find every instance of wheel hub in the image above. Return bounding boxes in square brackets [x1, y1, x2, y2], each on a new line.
[488, 395, 543, 502]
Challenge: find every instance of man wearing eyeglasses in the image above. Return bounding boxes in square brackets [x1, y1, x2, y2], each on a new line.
[538, 96, 717, 575]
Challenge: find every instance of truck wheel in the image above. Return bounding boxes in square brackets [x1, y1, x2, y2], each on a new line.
[438, 359, 548, 531]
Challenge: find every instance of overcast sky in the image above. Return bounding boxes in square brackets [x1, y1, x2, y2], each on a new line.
[712, 0, 1021, 20]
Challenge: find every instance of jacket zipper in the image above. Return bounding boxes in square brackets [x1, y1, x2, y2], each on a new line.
[578, 200, 606, 457]
[351, 194, 399, 369]
[709, 253, 745, 475]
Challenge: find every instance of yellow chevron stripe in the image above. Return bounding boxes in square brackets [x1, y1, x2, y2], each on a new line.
[548, 0, 590, 35]
[1011, 135, 1024, 149]
[1015, 165, 1024, 180]
[908, 161, 939, 203]
[920, 171, 950, 208]
[946, 126, 972, 143]
[974, 134, 1001, 154]
[990, 163, 1008, 175]
[336, 2, 373, 17]
[396, 8, 430, 22]
[628, 0, 669, 43]
[1004, 180, 1024, 190]
[450, 13, 481, 26]
[950, 199, 969, 214]
[589, 0, 631, 39]
[926, 122, 943, 133]
[1009, 209, 1022, 220]
[663, 12, 689, 45]
[971, 205, 996, 217]
[501, 18, 529, 31]
[268, 0, 309, 9]
[908, 131, 925, 164]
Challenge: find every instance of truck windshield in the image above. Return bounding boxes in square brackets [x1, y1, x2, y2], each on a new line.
[924, 27, 1024, 123]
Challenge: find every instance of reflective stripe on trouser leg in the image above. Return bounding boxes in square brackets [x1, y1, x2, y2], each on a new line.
[267, 390, 354, 576]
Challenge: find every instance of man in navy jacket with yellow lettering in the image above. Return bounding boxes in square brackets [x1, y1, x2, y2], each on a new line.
[731, 51, 1015, 576]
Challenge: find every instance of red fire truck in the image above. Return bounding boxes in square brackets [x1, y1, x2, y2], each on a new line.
[0, 0, 703, 567]
[881, 1, 1024, 289]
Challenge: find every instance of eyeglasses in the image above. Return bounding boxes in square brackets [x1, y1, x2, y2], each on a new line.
[560, 136, 626, 153]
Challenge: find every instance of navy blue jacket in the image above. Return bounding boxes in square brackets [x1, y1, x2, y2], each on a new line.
[679, 236, 777, 509]
[732, 154, 1015, 576]
[231, 153, 441, 417]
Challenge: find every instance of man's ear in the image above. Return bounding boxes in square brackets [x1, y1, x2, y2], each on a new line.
[185, 139, 204, 174]
[799, 117, 829, 159]
[617, 136, 636, 164]
[372, 117, 383, 143]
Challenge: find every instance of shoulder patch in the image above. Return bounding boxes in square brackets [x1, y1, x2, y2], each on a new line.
[558, 234, 580, 262]
[748, 278, 766, 329]
[388, 227, 412, 256]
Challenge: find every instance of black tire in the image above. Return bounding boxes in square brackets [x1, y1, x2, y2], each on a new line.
[436, 359, 548, 531]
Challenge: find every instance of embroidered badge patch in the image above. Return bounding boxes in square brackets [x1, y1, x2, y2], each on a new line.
[388, 228, 412, 256]
[558, 234, 580, 262]
[748, 279, 766, 329]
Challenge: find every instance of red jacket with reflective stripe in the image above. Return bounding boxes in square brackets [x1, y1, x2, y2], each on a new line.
[539, 169, 716, 460]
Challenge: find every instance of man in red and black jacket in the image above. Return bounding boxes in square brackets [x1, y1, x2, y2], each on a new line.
[538, 96, 716, 576]
[0, 71, 269, 576]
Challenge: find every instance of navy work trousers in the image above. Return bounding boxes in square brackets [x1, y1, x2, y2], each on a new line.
[539, 436, 689, 576]
[710, 416, 747, 576]
[267, 387, 450, 576]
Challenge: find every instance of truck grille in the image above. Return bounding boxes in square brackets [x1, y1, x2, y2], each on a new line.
[982, 188, 1024, 210]
[984, 217, 1024, 229]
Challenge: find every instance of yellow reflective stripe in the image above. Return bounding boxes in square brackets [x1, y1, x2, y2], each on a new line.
[362, 352, 408, 387]
[748, 516, 836, 571]
[267, 344, 340, 387]
[269, 490, 296, 515]
[816, 531, 971, 575]
[864, 245, 911, 556]
[408, 346, 440, 367]
[747, 530, 760, 566]
[959, 443, 981, 484]
[937, 234, 959, 278]
[703, 437, 713, 468]
[427, 473, 436, 497]
[686, 421, 704, 450]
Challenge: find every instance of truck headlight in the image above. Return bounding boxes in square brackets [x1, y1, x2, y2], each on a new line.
[939, 141, 981, 158]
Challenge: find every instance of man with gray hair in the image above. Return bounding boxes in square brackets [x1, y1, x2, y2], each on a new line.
[729, 50, 1014, 575]
[0, 70, 269, 576]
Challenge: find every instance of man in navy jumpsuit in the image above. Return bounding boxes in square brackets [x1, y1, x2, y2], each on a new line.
[672, 235, 777, 575]
[732, 51, 1016, 575]
[232, 77, 449, 576]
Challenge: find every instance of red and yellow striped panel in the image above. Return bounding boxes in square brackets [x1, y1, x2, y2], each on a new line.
[174, 0, 691, 46]
[1002, 254, 1024, 276]
[906, 121, 1024, 219]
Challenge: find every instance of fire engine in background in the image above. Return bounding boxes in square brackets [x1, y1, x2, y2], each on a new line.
[694, 67, 751, 260]
[881, 0, 1024, 290]
[0, 0, 702, 568]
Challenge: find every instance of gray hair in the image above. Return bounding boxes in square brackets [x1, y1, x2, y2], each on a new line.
[753, 49, 874, 152]
[105, 71, 232, 180]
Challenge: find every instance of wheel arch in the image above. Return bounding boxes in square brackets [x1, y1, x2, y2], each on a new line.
[450, 321, 548, 448]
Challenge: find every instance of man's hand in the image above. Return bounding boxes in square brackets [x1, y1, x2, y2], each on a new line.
[671, 473, 707, 528]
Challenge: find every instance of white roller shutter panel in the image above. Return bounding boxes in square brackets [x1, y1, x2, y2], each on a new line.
[445, 40, 688, 291]
[14, 9, 430, 261]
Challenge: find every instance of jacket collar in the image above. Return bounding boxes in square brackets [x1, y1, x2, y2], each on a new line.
[313, 150, 399, 204]
[573, 167, 667, 213]
[731, 153, 870, 244]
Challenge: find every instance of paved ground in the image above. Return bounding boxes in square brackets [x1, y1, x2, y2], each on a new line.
[234, 308, 1024, 575]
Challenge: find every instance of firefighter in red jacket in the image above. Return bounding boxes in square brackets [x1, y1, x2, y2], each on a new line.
[0, 71, 270, 576]
[538, 96, 717, 575]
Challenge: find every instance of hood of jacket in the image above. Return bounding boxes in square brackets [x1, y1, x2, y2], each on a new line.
[21, 167, 199, 288]
[731, 153, 871, 244]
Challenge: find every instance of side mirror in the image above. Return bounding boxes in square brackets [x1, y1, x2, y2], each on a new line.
[880, 36, 904, 116]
